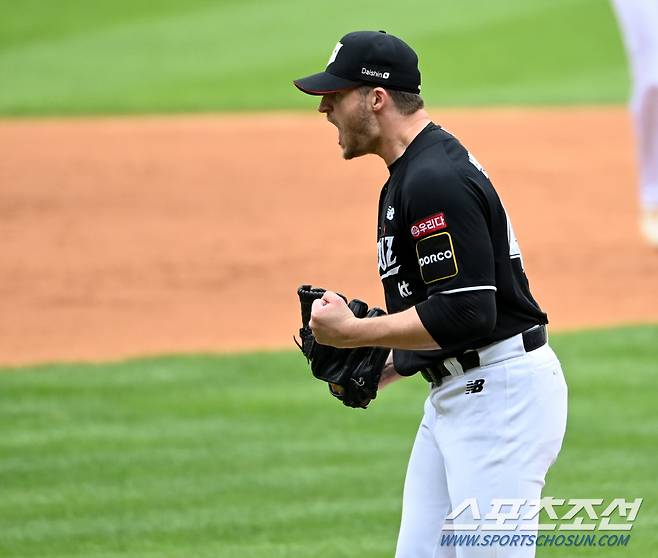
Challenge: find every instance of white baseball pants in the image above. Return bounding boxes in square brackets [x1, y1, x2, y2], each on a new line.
[395, 343, 568, 558]
[612, 0, 658, 209]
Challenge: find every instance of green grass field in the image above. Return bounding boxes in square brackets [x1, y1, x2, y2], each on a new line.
[1, 3, 653, 557]
[0, 0, 628, 115]
[1, 325, 656, 558]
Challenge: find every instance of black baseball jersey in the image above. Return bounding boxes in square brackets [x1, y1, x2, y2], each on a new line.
[377, 123, 547, 375]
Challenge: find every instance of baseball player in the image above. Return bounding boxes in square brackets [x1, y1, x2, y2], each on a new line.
[611, 0, 658, 245]
[293, 31, 568, 557]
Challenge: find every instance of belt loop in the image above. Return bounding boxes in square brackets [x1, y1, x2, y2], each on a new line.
[443, 358, 464, 376]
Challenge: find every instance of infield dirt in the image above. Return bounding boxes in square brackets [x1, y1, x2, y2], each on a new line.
[1, 108, 657, 364]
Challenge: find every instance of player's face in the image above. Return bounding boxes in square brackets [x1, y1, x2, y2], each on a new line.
[318, 88, 378, 160]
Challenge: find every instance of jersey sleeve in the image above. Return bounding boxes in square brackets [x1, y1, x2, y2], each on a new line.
[400, 164, 496, 296]
[400, 158, 498, 346]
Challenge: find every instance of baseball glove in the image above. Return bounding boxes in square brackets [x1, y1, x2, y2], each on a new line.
[295, 284, 389, 408]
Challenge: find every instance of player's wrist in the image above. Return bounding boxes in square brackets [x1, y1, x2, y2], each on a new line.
[342, 315, 369, 348]
[346, 312, 389, 348]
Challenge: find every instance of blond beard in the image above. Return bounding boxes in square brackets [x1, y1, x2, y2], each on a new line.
[341, 97, 378, 160]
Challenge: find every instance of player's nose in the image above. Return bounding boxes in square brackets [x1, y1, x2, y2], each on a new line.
[318, 95, 332, 114]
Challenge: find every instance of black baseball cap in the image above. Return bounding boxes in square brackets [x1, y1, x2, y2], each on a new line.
[293, 30, 421, 95]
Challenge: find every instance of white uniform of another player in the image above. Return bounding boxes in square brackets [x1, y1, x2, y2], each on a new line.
[612, 0, 658, 244]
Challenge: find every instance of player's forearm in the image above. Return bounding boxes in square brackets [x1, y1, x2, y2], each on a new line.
[349, 306, 440, 350]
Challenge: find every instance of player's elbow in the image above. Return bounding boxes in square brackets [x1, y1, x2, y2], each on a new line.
[415, 289, 497, 347]
[448, 293, 496, 342]
[468, 303, 496, 339]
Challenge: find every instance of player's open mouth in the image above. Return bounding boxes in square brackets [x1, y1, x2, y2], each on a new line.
[327, 117, 342, 147]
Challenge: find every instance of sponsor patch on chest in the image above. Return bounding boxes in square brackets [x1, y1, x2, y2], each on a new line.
[416, 232, 458, 283]
[410, 212, 447, 239]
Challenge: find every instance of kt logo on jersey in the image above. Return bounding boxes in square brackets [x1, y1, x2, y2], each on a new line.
[378, 236, 400, 279]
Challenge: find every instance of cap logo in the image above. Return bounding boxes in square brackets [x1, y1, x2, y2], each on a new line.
[326, 42, 343, 67]
[361, 67, 390, 79]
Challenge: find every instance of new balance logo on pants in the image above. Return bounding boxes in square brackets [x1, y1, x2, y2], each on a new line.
[465, 379, 485, 394]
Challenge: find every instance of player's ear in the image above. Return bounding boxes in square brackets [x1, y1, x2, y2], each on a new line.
[370, 87, 387, 112]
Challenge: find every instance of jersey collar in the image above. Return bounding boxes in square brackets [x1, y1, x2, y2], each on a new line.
[387, 121, 439, 174]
